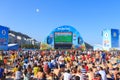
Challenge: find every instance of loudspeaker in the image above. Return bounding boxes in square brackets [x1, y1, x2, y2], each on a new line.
[78, 37, 83, 44]
[47, 36, 52, 44]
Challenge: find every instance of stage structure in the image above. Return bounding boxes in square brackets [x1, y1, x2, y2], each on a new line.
[41, 25, 85, 50]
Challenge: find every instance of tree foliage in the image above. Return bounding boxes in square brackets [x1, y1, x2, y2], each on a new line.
[21, 44, 39, 49]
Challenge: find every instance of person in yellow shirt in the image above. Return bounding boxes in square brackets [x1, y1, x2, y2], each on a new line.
[33, 64, 39, 78]
[14, 52, 17, 59]
[67, 56, 71, 62]
[12, 65, 18, 77]
[64, 56, 68, 62]
[64, 54, 71, 62]
[11, 53, 15, 65]
[0, 53, 3, 65]
[13, 65, 18, 73]
[19, 61, 24, 67]
[0, 54, 3, 60]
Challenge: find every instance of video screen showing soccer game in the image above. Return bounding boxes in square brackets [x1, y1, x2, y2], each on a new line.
[54, 32, 72, 44]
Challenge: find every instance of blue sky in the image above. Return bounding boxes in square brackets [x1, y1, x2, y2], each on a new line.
[0, 0, 120, 45]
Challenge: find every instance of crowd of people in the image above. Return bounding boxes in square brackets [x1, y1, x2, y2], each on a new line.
[0, 49, 120, 80]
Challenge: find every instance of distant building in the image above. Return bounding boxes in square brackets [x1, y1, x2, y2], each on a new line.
[26, 38, 40, 46]
[9, 30, 40, 46]
[84, 42, 93, 50]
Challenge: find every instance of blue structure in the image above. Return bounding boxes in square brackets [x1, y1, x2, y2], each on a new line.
[102, 29, 119, 50]
[43, 25, 85, 49]
[0, 25, 9, 50]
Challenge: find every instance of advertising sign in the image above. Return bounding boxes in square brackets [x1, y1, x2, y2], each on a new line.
[111, 29, 119, 47]
[102, 29, 111, 50]
[0, 26, 9, 50]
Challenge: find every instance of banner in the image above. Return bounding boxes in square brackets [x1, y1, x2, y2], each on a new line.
[111, 29, 119, 47]
[0, 26, 9, 50]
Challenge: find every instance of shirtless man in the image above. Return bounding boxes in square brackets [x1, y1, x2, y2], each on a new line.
[87, 68, 94, 80]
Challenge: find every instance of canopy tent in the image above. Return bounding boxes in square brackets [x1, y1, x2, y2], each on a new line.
[8, 44, 19, 50]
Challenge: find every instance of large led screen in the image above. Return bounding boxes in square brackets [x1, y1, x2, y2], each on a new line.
[54, 32, 72, 44]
